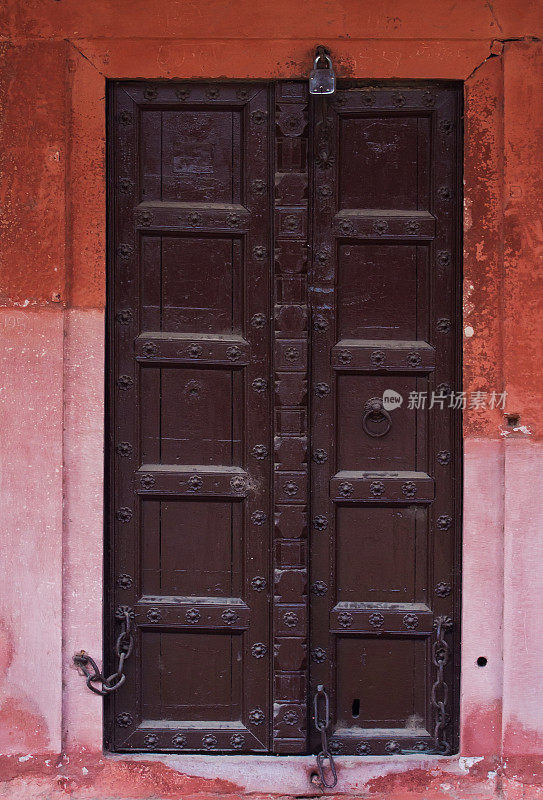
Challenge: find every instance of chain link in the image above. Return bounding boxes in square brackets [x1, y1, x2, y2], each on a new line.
[313, 684, 338, 789]
[431, 615, 453, 754]
[73, 608, 134, 696]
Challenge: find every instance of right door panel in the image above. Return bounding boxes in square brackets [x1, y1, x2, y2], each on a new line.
[309, 84, 462, 756]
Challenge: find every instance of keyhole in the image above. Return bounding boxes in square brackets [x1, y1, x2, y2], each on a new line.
[352, 698, 360, 718]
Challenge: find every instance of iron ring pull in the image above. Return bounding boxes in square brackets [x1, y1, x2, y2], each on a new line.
[362, 397, 392, 438]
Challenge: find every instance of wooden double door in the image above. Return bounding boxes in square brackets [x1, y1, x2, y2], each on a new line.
[107, 80, 462, 755]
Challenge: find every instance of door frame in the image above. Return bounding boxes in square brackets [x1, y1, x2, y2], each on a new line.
[63, 39, 506, 792]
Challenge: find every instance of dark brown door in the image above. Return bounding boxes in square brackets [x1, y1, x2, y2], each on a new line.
[107, 81, 461, 756]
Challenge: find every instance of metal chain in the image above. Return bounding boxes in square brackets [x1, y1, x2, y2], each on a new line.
[73, 608, 134, 696]
[313, 684, 338, 789]
[431, 615, 453, 754]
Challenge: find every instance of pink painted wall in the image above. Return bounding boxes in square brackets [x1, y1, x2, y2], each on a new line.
[1, 4, 543, 797]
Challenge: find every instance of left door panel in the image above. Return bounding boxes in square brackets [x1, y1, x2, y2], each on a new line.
[107, 82, 272, 753]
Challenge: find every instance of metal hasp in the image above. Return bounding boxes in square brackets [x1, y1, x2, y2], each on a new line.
[309, 45, 336, 95]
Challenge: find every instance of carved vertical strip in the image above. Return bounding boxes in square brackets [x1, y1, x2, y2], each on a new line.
[272, 81, 310, 754]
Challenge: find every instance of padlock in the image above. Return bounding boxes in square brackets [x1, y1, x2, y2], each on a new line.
[309, 53, 336, 96]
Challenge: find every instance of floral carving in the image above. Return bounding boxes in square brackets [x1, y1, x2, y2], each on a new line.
[140, 474, 155, 489]
[185, 608, 201, 624]
[283, 611, 298, 628]
[226, 213, 240, 227]
[370, 481, 385, 497]
[338, 349, 352, 364]
[318, 184, 333, 199]
[251, 178, 266, 194]
[251, 109, 267, 125]
[422, 90, 436, 107]
[283, 708, 299, 726]
[118, 111, 133, 126]
[413, 740, 430, 752]
[356, 741, 372, 755]
[311, 647, 327, 663]
[202, 734, 218, 749]
[230, 734, 245, 749]
[371, 350, 386, 367]
[115, 605, 134, 620]
[142, 342, 158, 357]
[338, 481, 354, 497]
[252, 377, 267, 393]
[136, 209, 152, 227]
[119, 178, 134, 194]
[316, 148, 335, 170]
[116, 442, 133, 457]
[278, 109, 306, 136]
[144, 733, 159, 747]
[361, 90, 376, 106]
[435, 581, 452, 597]
[185, 476, 203, 494]
[251, 510, 267, 526]
[403, 613, 419, 630]
[407, 352, 422, 367]
[437, 250, 451, 267]
[175, 87, 190, 100]
[313, 449, 328, 464]
[251, 313, 267, 328]
[230, 476, 246, 492]
[221, 609, 239, 625]
[251, 444, 268, 460]
[385, 740, 401, 754]
[143, 86, 158, 100]
[312, 581, 328, 596]
[117, 573, 133, 590]
[284, 346, 299, 361]
[438, 186, 452, 201]
[406, 220, 420, 235]
[437, 450, 452, 465]
[117, 243, 133, 259]
[439, 119, 453, 135]
[328, 739, 343, 754]
[369, 612, 384, 628]
[252, 245, 267, 260]
[437, 317, 452, 333]
[314, 382, 330, 398]
[116, 712, 133, 727]
[402, 481, 417, 497]
[188, 211, 203, 227]
[437, 382, 453, 396]
[283, 480, 299, 497]
[172, 733, 187, 747]
[206, 86, 219, 99]
[116, 507, 133, 523]
[392, 92, 405, 106]
[313, 515, 329, 531]
[147, 608, 161, 623]
[315, 247, 330, 265]
[251, 642, 267, 658]
[226, 346, 242, 361]
[117, 374, 134, 390]
[373, 219, 389, 236]
[187, 343, 202, 359]
[116, 309, 133, 325]
[249, 707, 265, 725]
[437, 514, 453, 530]
[251, 576, 267, 591]
[338, 612, 354, 628]
[339, 219, 354, 235]
[313, 314, 328, 331]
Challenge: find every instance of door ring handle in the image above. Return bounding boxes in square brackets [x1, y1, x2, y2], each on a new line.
[362, 397, 392, 438]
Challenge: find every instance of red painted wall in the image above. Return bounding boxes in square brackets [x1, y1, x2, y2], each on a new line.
[1, 2, 543, 798]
